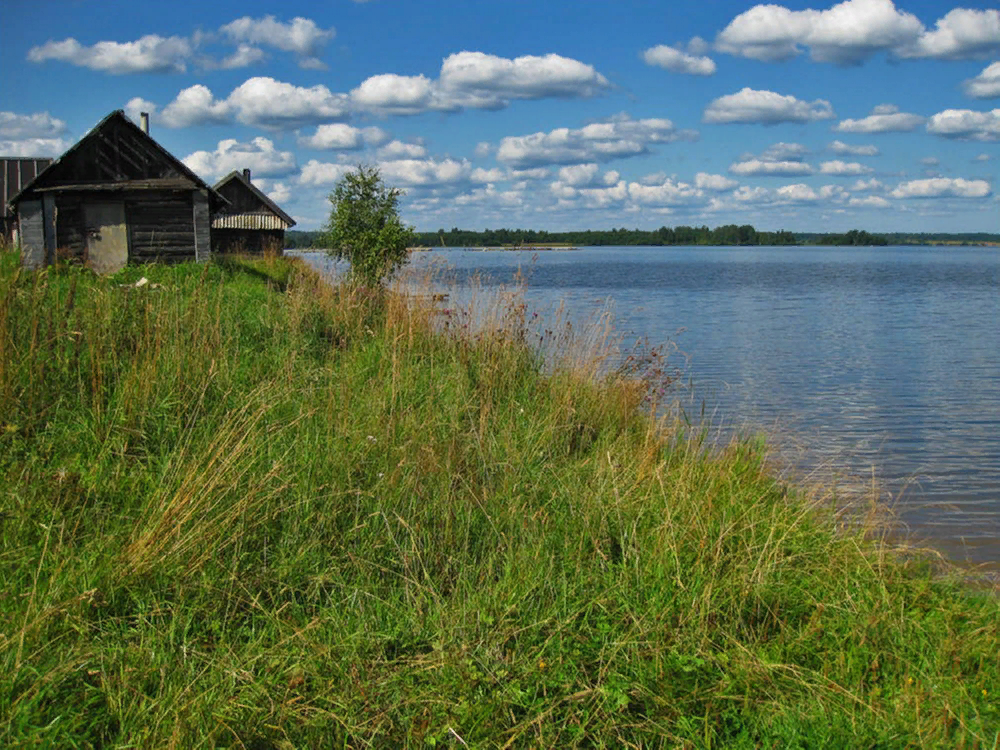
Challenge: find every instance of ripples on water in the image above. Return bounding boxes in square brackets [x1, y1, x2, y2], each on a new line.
[298, 247, 1000, 567]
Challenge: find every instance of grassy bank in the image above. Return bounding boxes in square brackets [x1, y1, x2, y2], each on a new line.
[1, 249, 998, 748]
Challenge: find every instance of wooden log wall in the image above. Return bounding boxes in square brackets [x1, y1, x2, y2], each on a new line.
[126, 191, 196, 263]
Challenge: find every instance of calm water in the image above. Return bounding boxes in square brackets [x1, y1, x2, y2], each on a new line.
[301, 246, 1000, 567]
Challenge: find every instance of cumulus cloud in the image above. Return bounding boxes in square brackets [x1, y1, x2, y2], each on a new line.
[557, 163, 601, 186]
[219, 44, 267, 70]
[496, 113, 696, 168]
[160, 85, 232, 128]
[298, 124, 369, 150]
[124, 98, 159, 127]
[298, 160, 351, 187]
[926, 108, 1000, 141]
[627, 177, 704, 206]
[152, 77, 351, 130]
[351, 51, 610, 115]
[974, 153, 991, 162]
[219, 15, 334, 69]
[898, 8, 1000, 60]
[850, 178, 885, 191]
[378, 157, 473, 187]
[183, 137, 297, 180]
[890, 177, 991, 198]
[642, 44, 716, 75]
[820, 160, 874, 175]
[376, 140, 429, 159]
[714, 0, 923, 65]
[730, 159, 815, 176]
[0, 112, 76, 157]
[849, 195, 891, 207]
[28, 34, 195, 74]
[728, 142, 813, 176]
[828, 139, 879, 155]
[0, 111, 67, 139]
[714, 1, 1000, 64]
[0, 137, 71, 157]
[695, 172, 739, 190]
[964, 62, 1000, 99]
[703, 88, 834, 124]
[834, 103, 924, 133]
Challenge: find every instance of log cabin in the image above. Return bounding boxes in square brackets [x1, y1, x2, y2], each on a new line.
[211, 169, 296, 255]
[7, 110, 226, 272]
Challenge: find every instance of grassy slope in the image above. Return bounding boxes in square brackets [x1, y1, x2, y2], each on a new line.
[1, 250, 998, 748]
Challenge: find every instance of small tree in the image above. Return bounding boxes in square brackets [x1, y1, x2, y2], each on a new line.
[325, 164, 414, 286]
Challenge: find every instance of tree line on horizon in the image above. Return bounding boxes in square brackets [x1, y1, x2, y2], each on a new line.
[284, 225, 1000, 250]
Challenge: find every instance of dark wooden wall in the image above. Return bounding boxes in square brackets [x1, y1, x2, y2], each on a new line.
[48, 190, 206, 264]
[213, 228, 284, 255]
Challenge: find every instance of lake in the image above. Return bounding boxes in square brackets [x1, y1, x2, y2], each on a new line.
[298, 246, 1000, 569]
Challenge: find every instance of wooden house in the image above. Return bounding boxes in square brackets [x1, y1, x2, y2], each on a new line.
[7, 110, 226, 272]
[2, 157, 52, 243]
[211, 169, 295, 255]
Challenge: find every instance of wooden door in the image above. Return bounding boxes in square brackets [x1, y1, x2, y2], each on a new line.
[84, 202, 127, 274]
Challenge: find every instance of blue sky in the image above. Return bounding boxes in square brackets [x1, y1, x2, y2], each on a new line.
[3, 0, 999, 232]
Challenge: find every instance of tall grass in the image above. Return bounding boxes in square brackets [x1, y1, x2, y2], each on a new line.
[1, 243, 998, 748]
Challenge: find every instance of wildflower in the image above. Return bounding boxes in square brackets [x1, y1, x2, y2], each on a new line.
[538, 660, 547, 670]
[366, 435, 377, 444]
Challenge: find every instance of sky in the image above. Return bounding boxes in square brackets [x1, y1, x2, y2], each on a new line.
[3, 0, 1000, 233]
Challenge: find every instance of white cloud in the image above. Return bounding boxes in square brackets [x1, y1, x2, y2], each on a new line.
[729, 159, 815, 176]
[124, 98, 159, 127]
[849, 195, 891, 207]
[219, 15, 334, 69]
[154, 77, 351, 130]
[715, 0, 923, 65]
[890, 177, 991, 198]
[834, 103, 924, 133]
[469, 167, 506, 183]
[828, 139, 879, 155]
[265, 181, 292, 204]
[351, 51, 610, 115]
[351, 74, 439, 116]
[376, 140, 428, 159]
[974, 153, 991, 162]
[438, 51, 610, 105]
[642, 44, 716, 75]
[819, 160, 874, 175]
[298, 160, 351, 187]
[557, 163, 600, 186]
[899, 8, 1000, 60]
[160, 84, 232, 128]
[920, 156, 940, 166]
[496, 113, 695, 168]
[183, 137, 297, 180]
[963, 62, 1000, 99]
[776, 183, 819, 201]
[229, 77, 350, 128]
[219, 44, 267, 70]
[703, 88, 834, 124]
[761, 142, 810, 160]
[0, 111, 67, 139]
[695, 173, 739, 191]
[27, 34, 194, 74]
[627, 177, 703, 206]
[299, 124, 368, 150]
[850, 178, 885, 191]
[927, 108, 1000, 141]
[378, 157, 472, 186]
[0, 137, 70, 157]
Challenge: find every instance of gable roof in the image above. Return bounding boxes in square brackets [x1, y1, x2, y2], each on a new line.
[212, 170, 296, 228]
[7, 110, 226, 210]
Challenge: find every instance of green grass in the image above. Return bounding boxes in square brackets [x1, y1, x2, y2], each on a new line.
[1, 246, 998, 748]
